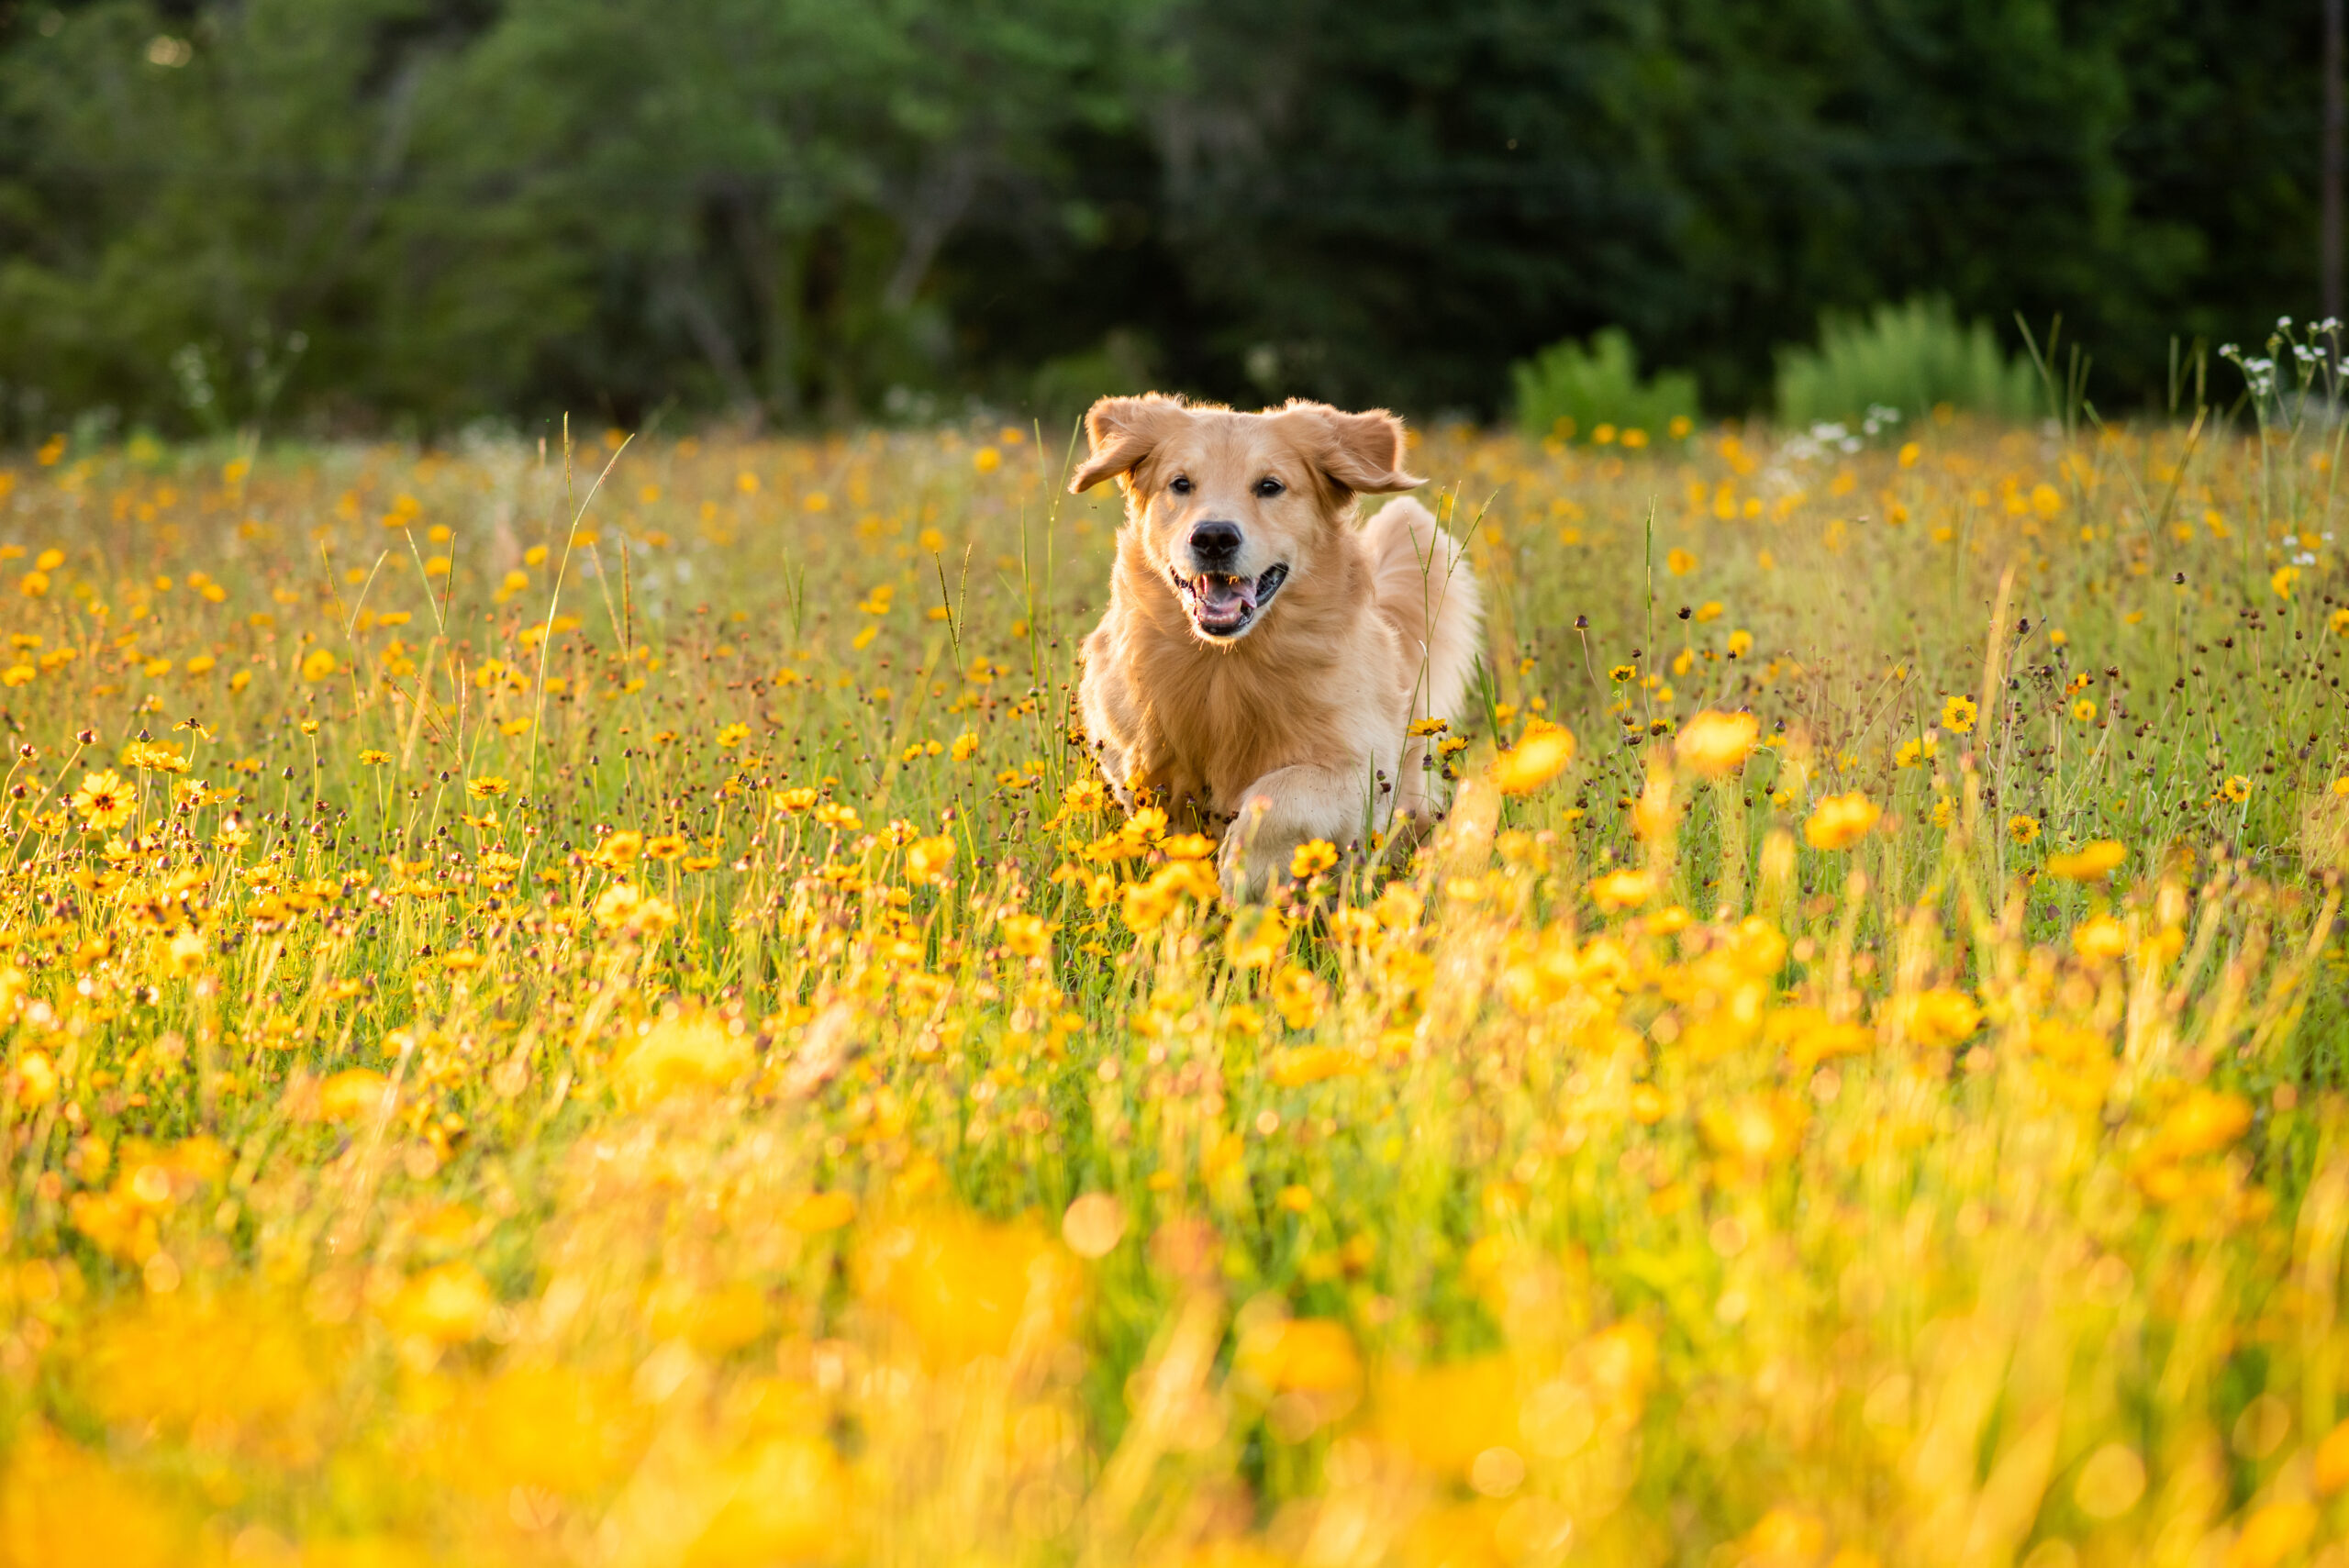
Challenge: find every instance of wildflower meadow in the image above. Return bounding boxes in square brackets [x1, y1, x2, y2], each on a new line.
[5, 372, 2349, 1568]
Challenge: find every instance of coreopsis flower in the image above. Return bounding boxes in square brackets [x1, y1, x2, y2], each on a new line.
[594, 882, 677, 936]
[589, 830, 643, 870]
[71, 770, 135, 830]
[1290, 840, 1339, 879]
[906, 834, 956, 885]
[1120, 877, 1179, 933]
[1942, 695, 1977, 734]
[1000, 914, 1052, 957]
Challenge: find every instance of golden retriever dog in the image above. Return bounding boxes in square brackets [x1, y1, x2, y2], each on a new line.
[1068, 394, 1483, 899]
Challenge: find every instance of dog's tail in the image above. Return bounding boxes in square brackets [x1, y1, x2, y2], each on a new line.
[1364, 495, 1483, 726]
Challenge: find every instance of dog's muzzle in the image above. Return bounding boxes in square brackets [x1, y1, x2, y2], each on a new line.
[1171, 562, 1289, 639]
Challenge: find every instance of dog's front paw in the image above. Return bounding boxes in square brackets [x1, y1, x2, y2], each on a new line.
[1218, 797, 1285, 904]
[1217, 828, 1267, 904]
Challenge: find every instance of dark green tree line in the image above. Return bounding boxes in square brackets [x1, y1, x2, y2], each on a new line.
[0, 0, 2322, 434]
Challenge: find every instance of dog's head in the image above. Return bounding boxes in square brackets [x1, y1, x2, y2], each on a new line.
[1068, 395, 1422, 643]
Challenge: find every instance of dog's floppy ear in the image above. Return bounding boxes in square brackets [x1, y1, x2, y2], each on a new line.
[1069, 394, 1187, 493]
[1282, 401, 1423, 495]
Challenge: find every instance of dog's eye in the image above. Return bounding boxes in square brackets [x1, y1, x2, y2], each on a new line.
[1169, 476, 1192, 495]
[1254, 478, 1284, 498]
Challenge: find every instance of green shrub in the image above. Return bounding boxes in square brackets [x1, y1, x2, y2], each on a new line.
[1510, 328, 1698, 446]
[1776, 297, 2037, 428]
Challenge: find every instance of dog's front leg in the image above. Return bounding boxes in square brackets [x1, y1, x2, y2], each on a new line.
[1218, 762, 1384, 902]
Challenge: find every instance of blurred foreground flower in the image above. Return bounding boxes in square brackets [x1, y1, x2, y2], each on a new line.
[2047, 840, 2125, 881]
[1491, 726, 1575, 795]
[906, 833, 956, 884]
[1587, 869, 1656, 913]
[1674, 709, 1757, 776]
[2073, 916, 2128, 960]
[1802, 792, 1878, 850]
[856, 1211, 1075, 1365]
[389, 1262, 495, 1345]
[787, 1192, 858, 1232]
[595, 881, 679, 937]
[612, 1011, 753, 1106]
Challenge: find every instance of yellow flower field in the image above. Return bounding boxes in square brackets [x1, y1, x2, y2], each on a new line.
[0, 402, 2345, 1566]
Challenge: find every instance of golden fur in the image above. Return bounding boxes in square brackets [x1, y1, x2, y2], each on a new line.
[1069, 394, 1484, 898]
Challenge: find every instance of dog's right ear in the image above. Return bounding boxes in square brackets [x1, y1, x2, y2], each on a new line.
[1069, 395, 1186, 494]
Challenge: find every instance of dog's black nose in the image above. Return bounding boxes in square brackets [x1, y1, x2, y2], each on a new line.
[1189, 520, 1242, 565]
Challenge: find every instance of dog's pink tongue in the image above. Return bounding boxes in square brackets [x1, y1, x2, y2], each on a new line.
[1197, 574, 1255, 612]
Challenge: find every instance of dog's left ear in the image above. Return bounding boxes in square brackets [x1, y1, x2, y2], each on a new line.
[1284, 402, 1424, 495]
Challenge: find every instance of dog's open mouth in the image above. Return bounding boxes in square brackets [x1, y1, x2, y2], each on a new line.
[1172, 562, 1289, 639]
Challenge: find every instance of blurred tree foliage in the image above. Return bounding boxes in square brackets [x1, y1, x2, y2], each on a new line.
[0, 0, 2320, 434]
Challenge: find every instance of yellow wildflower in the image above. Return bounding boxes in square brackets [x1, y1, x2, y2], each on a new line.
[71, 770, 136, 830]
[2073, 916, 2127, 960]
[2046, 840, 2124, 881]
[1802, 792, 1879, 851]
[1492, 728, 1575, 795]
[1674, 709, 1757, 776]
[591, 830, 644, 869]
